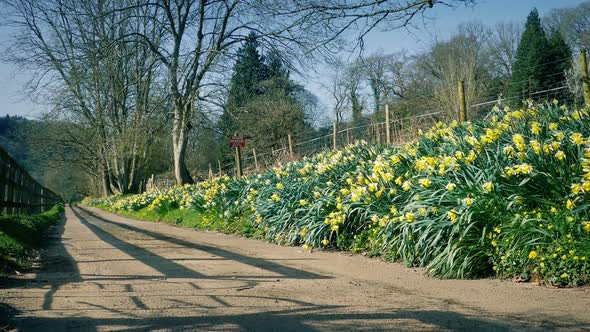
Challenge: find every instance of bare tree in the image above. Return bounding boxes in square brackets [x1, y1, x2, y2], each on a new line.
[546, 1, 590, 51]
[3, 0, 167, 195]
[486, 21, 522, 79]
[361, 51, 419, 112]
[132, 0, 476, 185]
[324, 60, 351, 124]
[415, 22, 491, 118]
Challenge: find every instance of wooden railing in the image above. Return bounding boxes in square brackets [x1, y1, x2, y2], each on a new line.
[0, 146, 61, 214]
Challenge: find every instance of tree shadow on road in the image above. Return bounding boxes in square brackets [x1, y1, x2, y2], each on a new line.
[73, 206, 328, 281]
[8, 304, 586, 331]
[0, 211, 84, 329]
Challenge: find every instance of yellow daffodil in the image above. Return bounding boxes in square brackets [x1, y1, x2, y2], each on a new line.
[530, 122, 541, 135]
[555, 150, 566, 161]
[447, 209, 458, 223]
[418, 178, 431, 188]
[571, 183, 583, 195]
[503, 145, 515, 156]
[402, 180, 411, 191]
[271, 193, 280, 202]
[571, 132, 584, 145]
[390, 206, 398, 215]
[512, 134, 525, 146]
[300, 228, 308, 237]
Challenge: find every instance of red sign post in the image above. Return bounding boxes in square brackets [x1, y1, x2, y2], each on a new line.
[229, 136, 246, 148]
[229, 135, 246, 178]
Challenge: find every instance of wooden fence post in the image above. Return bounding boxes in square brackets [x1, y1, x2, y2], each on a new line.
[288, 134, 294, 160]
[25, 176, 31, 214]
[346, 128, 351, 145]
[15, 169, 21, 214]
[458, 80, 467, 123]
[217, 160, 222, 176]
[208, 163, 213, 180]
[234, 146, 243, 178]
[581, 49, 590, 106]
[332, 122, 337, 151]
[33, 183, 39, 214]
[8, 166, 15, 214]
[40, 187, 45, 213]
[0, 160, 5, 215]
[253, 148, 259, 171]
[385, 104, 391, 145]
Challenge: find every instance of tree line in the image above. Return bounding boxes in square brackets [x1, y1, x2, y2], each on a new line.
[325, 6, 587, 129]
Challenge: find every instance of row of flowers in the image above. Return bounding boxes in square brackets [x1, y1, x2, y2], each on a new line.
[84, 101, 590, 286]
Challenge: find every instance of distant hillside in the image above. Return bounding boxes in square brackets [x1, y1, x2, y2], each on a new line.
[0, 115, 30, 164]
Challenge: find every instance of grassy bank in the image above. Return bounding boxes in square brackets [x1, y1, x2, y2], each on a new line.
[0, 205, 64, 275]
[92, 202, 253, 236]
[85, 102, 590, 286]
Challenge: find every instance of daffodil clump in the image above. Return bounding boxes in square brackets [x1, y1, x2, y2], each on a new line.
[84, 102, 590, 286]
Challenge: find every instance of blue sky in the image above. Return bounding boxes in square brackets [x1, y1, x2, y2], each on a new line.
[360, 0, 585, 54]
[0, 0, 586, 119]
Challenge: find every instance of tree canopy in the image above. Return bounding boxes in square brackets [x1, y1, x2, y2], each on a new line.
[510, 8, 571, 99]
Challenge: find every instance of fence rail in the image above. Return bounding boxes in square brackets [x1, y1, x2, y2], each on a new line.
[0, 146, 61, 214]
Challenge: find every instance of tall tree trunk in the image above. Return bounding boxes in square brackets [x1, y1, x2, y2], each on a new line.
[172, 104, 194, 185]
[99, 142, 114, 196]
[371, 81, 381, 113]
[101, 163, 114, 197]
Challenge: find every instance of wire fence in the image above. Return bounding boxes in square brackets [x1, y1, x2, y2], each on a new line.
[147, 110, 442, 191]
[149, 88, 583, 191]
[470, 83, 583, 120]
[146, 50, 590, 191]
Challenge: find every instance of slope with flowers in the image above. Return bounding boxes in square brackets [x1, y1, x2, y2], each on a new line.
[84, 102, 590, 286]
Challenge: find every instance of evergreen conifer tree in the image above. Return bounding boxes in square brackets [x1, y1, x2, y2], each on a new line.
[547, 28, 572, 100]
[510, 8, 552, 98]
[220, 32, 267, 135]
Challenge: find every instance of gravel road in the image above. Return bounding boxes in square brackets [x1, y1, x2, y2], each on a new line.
[0, 205, 588, 331]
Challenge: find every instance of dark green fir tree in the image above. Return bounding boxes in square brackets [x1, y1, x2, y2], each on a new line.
[547, 28, 572, 101]
[510, 8, 552, 98]
[219, 32, 267, 136]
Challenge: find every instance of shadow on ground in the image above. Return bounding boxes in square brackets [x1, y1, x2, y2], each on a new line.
[1, 205, 588, 331]
[4, 304, 584, 331]
[73, 206, 326, 281]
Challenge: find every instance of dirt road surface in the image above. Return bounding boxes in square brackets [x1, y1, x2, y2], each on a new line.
[0, 205, 588, 331]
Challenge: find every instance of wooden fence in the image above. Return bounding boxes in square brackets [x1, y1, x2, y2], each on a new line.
[0, 146, 61, 215]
